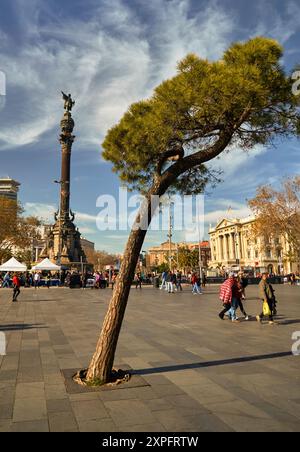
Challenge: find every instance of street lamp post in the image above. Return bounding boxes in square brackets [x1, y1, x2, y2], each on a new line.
[235, 227, 240, 270]
[54, 180, 64, 265]
[197, 200, 203, 280]
[167, 201, 174, 271]
[142, 250, 147, 273]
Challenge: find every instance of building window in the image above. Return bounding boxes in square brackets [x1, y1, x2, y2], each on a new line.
[255, 250, 259, 259]
[248, 251, 251, 259]
[265, 249, 271, 259]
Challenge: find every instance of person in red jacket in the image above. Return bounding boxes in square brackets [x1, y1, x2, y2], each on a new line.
[12, 274, 21, 302]
[219, 274, 241, 322]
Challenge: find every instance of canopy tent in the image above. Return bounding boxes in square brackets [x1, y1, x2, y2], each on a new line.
[32, 258, 61, 271]
[0, 257, 27, 272]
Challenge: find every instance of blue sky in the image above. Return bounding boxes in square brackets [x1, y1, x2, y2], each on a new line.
[0, 0, 300, 253]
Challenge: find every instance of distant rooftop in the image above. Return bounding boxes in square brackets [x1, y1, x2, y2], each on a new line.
[0, 177, 20, 200]
[0, 176, 20, 186]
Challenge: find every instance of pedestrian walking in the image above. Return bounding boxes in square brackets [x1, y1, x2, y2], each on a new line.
[228, 277, 243, 322]
[2, 272, 10, 288]
[237, 274, 249, 320]
[34, 272, 40, 289]
[269, 284, 278, 316]
[176, 272, 183, 292]
[191, 273, 202, 295]
[160, 271, 167, 290]
[165, 272, 174, 293]
[171, 272, 177, 292]
[239, 273, 249, 300]
[256, 273, 275, 325]
[219, 274, 240, 322]
[12, 273, 21, 302]
[46, 273, 51, 289]
[135, 273, 142, 289]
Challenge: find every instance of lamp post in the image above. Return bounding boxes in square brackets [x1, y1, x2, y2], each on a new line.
[167, 201, 174, 271]
[235, 227, 240, 270]
[54, 180, 64, 265]
[197, 199, 203, 280]
[141, 250, 147, 274]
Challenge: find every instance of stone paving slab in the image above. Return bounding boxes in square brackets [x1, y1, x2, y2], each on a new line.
[0, 285, 300, 431]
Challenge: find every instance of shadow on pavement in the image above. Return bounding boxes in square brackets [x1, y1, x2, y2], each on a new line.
[133, 351, 293, 376]
[0, 323, 47, 331]
[278, 319, 300, 325]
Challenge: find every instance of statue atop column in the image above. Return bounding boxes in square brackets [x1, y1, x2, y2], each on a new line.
[61, 91, 75, 112]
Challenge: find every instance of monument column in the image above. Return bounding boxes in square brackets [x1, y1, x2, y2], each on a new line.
[40, 92, 86, 267]
[59, 113, 75, 221]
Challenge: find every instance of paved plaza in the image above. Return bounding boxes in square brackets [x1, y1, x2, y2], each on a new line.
[0, 284, 300, 432]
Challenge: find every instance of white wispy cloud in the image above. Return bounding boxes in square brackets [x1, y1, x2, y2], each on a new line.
[204, 204, 252, 225]
[75, 212, 98, 223]
[0, 0, 234, 151]
[253, 0, 300, 45]
[24, 202, 98, 230]
[208, 145, 267, 179]
[24, 202, 56, 222]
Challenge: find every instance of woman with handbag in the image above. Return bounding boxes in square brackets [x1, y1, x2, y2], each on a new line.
[256, 273, 275, 325]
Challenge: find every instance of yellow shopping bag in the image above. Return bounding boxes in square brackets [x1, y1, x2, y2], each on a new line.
[263, 300, 271, 317]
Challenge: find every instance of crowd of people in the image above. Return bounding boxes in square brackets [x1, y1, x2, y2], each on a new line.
[0, 271, 57, 289]
[159, 271, 207, 294]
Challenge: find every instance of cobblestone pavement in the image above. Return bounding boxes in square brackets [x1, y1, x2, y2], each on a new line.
[0, 284, 300, 432]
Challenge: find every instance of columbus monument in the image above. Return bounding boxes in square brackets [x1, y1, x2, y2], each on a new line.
[40, 92, 86, 266]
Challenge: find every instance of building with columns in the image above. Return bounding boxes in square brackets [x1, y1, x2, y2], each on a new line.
[147, 241, 211, 270]
[209, 217, 299, 275]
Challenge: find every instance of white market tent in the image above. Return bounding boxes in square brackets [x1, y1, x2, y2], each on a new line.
[32, 258, 61, 271]
[0, 257, 27, 272]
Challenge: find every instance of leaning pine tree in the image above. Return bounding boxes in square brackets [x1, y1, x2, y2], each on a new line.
[78, 37, 300, 385]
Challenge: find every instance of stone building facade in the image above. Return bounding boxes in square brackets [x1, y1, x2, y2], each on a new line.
[148, 241, 211, 270]
[209, 217, 299, 275]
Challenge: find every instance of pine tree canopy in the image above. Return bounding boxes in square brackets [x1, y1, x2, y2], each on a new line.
[102, 37, 300, 194]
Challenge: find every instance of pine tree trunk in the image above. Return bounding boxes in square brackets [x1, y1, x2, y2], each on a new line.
[85, 226, 147, 383]
[85, 183, 165, 384]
